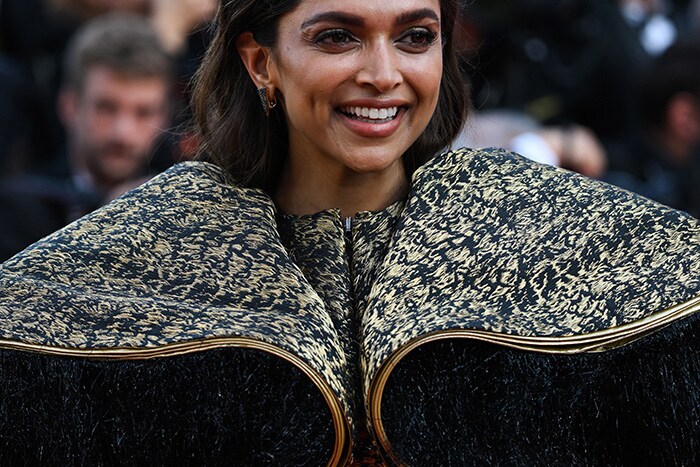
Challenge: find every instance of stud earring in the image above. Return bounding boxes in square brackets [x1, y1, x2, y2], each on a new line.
[257, 87, 277, 117]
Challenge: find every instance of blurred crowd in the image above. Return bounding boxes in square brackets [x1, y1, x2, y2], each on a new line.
[457, 0, 700, 216]
[0, 0, 216, 260]
[0, 0, 699, 261]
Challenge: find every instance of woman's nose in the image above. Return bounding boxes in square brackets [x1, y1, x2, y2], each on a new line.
[355, 40, 403, 93]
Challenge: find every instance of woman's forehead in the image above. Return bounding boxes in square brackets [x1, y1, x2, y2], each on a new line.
[285, 0, 442, 25]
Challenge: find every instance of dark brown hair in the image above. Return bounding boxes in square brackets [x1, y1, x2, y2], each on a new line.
[63, 13, 173, 93]
[192, 0, 469, 192]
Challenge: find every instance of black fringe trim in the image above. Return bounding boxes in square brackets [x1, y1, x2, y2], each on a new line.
[0, 347, 334, 466]
[383, 313, 700, 466]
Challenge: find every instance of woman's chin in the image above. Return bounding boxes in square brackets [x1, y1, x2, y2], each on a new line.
[328, 140, 410, 175]
[341, 154, 404, 176]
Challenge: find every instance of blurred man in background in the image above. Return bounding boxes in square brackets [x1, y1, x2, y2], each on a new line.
[58, 13, 172, 199]
[0, 13, 174, 261]
[0, 0, 216, 173]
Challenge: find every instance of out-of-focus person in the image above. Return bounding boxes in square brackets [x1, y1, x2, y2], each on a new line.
[50, 0, 218, 161]
[58, 13, 172, 197]
[605, 39, 700, 216]
[0, 0, 216, 173]
[0, 13, 174, 261]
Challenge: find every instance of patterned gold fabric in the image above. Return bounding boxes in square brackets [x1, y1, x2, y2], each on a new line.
[364, 147, 700, 388]
[361, 148, 700, 461]
[1, 147, 699, 465]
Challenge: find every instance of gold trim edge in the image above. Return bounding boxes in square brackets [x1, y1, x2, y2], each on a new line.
[0, 336, 351, 467]
[368, 293, 700, 465]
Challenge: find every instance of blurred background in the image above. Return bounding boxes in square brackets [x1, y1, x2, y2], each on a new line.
[455, 0, 700, 216]
[0, 0, 699, 261]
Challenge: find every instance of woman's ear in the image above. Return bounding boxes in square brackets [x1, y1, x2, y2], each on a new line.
[237, 32, 277, 91]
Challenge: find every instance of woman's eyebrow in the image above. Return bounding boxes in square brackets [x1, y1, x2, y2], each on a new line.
[394, 8, 440, 26]
[301, 12, 364, 29]
[300, 8, 440, 30]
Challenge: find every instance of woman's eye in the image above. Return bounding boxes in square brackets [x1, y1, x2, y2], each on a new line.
[397, 27, 438, 51]
[314, 29, 357, 49]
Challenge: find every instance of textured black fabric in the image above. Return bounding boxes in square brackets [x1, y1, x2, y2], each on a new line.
[0, 347, 334, 466]
[2, 152, 700, 464]
[382, 312, 700, 466]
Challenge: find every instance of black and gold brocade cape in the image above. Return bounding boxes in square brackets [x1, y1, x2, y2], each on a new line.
[1, 147, 700, 465]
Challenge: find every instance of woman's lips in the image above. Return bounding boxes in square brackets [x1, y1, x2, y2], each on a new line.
[336, 105, 406, 138]
[340, 106, 399, 121]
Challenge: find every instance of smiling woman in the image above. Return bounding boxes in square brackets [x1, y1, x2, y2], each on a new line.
[2, 0, 700, 466]
[193, 0, 467, 213]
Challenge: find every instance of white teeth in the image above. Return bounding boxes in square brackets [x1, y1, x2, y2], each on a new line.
[342, 106, 399, 120]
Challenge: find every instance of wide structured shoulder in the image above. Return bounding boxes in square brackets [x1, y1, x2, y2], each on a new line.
[0, 161, 353, 464]
[363, 146, 700, 389]
[0, 161, 350, 409]
[364, 147, 700, 465]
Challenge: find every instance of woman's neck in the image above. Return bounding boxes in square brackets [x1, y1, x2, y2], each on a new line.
[274, 158, 409, 219]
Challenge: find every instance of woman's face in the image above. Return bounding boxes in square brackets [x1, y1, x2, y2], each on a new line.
[268, 0, 443, 177]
